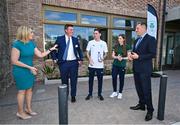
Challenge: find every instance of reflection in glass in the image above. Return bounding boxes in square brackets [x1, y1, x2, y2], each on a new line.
[81, 15, 107, 26]
[45, 10, 77, 23]
[112, 30, 136, 50]
[44, 24, 95, 58]
[74, 27, 95, 54]
[112, 30, 125, 47]
[113, 18, 134, 28]
[44, 24, 64, 50]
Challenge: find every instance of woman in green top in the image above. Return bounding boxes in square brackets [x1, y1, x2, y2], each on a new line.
[11, 26, 57, 119]
[110, 34, 130, 99]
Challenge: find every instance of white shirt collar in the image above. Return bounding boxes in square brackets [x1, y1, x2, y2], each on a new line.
[65, 34, 71, 41]
[141, 32, 147, 38]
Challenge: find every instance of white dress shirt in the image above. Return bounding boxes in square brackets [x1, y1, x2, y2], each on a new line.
[65, 35, 76, 61]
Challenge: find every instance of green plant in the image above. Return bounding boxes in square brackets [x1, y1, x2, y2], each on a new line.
[41, 63, 56, 79]
[126, 67, 133, 74]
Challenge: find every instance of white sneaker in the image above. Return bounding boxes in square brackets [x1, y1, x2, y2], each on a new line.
[117, 93, 122, 99]
[110, 92, 118, 98]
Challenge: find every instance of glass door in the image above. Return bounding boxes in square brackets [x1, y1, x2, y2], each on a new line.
[165, 35, 174, 66]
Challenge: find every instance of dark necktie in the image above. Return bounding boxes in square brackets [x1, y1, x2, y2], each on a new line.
[63, 38, 70, 60]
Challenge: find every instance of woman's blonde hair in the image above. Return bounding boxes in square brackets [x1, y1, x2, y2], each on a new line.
[16, 26, 32, 43]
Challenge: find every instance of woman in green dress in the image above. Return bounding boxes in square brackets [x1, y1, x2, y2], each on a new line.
[11, 26, 57, 119]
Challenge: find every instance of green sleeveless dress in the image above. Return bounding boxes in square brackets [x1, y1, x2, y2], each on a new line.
[12, 40, 36, 90]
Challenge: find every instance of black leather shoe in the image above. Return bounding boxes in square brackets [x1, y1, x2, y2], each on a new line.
[145, 112, 153, 121]
[130, 104, 145, 111]
[71, 96, 76, 103]
[85, 95, 93, 100]
[98, 95, 104, 101]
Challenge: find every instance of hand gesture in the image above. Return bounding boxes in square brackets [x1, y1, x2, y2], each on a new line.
[117, 55, 122, 61]
[89, 58, 94, 66]
[29, 66, 38, 75]
[127, 52, 133, 61]
[78, 61, 83, 66]
[50, 44, 58, 51]
[131, 52, 139, 59]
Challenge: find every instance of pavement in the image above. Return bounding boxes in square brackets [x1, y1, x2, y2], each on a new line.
[0, 70, 180, 124]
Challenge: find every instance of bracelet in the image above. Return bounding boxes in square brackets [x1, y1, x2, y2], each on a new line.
[48, 48, 52, 52]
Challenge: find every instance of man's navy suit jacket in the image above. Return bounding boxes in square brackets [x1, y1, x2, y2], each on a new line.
[132, 34, 156, 74]
[51, 35, 83, 64]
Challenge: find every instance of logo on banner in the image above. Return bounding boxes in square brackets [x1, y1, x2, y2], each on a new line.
[148, 21, 155, 33]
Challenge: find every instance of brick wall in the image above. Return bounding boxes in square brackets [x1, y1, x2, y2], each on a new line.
[6, 0, 180, 83]
[42, 0, 160, 18]
[6, 0, 160, 82]
[7, 0, 44, 81]
[167, 0, 180, 9]
[0, 0, 13, 96]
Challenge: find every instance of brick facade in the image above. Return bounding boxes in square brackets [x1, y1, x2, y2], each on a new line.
[0, 0, 12, 96]
[6, 0, 161, 80]
[1, 0, 179, 95]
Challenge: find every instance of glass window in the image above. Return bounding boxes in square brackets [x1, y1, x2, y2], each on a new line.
[44, 24, 64, 50]
[74, 27, 95, 53]
[112, 30, 125, 47]
[112, 30, 136, 50]
[44, 24, 96, 58]
[113, 18, 134, 28]
[45, 10, 77, 23]
[81, 15, 107, 26]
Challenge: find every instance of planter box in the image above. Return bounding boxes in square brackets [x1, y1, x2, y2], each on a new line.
[44, 77, 61, 85]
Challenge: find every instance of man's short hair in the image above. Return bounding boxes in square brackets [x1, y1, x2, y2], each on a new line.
[64, 24, 74, 30]
[137, 22, 147, 29]
[94, 28, 101, 33]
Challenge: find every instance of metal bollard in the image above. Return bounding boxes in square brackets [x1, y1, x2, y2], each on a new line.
[157, 74, 168, 121]
[58, 84, 68, 125]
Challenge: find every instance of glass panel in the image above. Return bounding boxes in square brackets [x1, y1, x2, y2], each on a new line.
[113, 18, 134, 28]
[45, 10, 77, 23]
[112, 30, 125, 47]
[81, 15, 107, 26]
[112, 30, 136, 50]
[44, 24, 106, 58]
[166, 36, 174, 65]
[44, 24, 64, 51]
[74, 27, 95, 54]
[174, 33, 180, 66]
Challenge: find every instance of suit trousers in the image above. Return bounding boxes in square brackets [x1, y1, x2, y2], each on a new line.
[59, 60, 79, 97]
[88, 67, 104, 96]
[133, 72, 154, 112]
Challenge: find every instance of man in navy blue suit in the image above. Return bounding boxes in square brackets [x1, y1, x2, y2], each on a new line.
[128, 22, 156, 121]
[51, 24, 83, 103]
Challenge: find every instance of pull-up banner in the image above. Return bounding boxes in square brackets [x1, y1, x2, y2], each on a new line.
[147, 4, 158, 39]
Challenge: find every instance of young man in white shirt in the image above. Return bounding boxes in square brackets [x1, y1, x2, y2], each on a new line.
[85, 28, 108, 101]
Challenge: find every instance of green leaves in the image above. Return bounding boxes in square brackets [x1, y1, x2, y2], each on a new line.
[41, 63, 55, 79]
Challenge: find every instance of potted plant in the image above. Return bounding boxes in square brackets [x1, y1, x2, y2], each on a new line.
[41, 60, 61, 85]
[41, 63, 56, 79]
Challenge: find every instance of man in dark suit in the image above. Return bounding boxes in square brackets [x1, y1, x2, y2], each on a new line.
[51, 24, 83, 103]
[128, 22, 156, 121]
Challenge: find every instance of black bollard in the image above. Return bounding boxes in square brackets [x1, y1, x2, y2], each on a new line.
[58, 84, 68, 125]
[157, 74, 168, 121]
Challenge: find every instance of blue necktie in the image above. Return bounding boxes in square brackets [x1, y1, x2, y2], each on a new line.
[63, 38, 70, 60]
[135, 37, 142, 49]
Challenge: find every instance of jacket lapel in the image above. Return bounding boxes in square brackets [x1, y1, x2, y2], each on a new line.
[135, 34, 148, 50]
[61, 35, 66, 52]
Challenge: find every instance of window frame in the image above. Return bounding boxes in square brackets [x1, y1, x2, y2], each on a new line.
[42, 5, 146, 59]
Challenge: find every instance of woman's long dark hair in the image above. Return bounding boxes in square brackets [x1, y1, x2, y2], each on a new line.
[114, 34, 127, 57]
